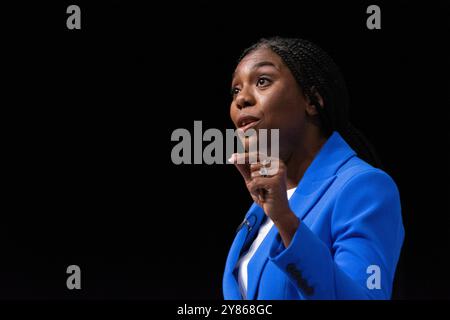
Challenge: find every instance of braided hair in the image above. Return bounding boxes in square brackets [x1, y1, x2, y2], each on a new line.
[238, 37, 383, 168]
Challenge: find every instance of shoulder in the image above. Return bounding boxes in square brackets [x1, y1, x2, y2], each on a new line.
[333, 156, 400, 202]
[329, 156, 404, 249]
[336, 156, 396, 187]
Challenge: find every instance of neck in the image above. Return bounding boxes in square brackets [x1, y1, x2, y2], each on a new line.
[285, 130, 327, 190]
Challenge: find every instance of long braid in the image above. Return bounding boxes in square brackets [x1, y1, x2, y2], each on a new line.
[237, 37, 383, 168]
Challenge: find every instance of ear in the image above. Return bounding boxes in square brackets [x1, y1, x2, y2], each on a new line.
[305, 87, 324, 116]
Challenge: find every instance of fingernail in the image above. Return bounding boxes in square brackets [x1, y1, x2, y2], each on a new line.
[228, 153, 236, 163]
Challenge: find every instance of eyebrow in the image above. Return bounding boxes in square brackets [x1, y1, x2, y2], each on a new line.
[232, 61, 279, 80]
[251, 61, 279, 71]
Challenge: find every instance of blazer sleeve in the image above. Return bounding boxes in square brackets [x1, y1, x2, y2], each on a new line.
[268, 169, 405, 299]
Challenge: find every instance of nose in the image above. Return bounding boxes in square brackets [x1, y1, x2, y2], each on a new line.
[235, 87, 256, 110]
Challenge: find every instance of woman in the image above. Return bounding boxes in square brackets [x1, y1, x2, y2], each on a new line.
[223, 37, 404, 300]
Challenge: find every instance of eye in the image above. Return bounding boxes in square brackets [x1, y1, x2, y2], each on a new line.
[256, 77, 271, 87]
[230, 87, 240, 96]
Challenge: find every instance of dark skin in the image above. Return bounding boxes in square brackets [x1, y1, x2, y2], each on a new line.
[229, 47, 327, 248]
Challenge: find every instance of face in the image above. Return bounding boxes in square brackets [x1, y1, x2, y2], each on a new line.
[230, 47, 311, 161]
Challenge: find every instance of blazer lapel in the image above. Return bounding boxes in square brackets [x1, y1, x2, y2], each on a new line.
[246, 225, 277, 299]
[223, 224, 248, 299]
[223, 203, 266, 299]
[290, 175, 337, 221]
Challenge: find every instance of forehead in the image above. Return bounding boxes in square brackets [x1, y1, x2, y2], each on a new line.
[233, 47, 285, 77]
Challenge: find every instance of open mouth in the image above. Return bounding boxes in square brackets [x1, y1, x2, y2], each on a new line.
[237, 115, 261, 133]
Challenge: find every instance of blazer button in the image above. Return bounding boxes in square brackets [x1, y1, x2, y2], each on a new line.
[286, 263, 296, 273]
[297, 279, 314, 296]
[303, 285, 314, 296]
[286, 264, 314, 296]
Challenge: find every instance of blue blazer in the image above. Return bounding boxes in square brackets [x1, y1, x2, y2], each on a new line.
[223, 132, 404, 300]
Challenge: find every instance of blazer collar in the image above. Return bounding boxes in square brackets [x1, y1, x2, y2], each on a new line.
[297, 131, 356, 192]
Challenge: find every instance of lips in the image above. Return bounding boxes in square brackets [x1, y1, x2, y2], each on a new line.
[237, 114, 261, 132]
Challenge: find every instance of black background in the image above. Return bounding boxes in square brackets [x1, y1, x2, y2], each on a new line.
[1, 0, 449, 300]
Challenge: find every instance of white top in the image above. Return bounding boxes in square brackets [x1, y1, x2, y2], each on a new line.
[236, 187, 297, 299]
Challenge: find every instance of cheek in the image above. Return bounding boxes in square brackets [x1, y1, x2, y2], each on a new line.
[260, 88, 304, 128]
[230, 104, 237, 123]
